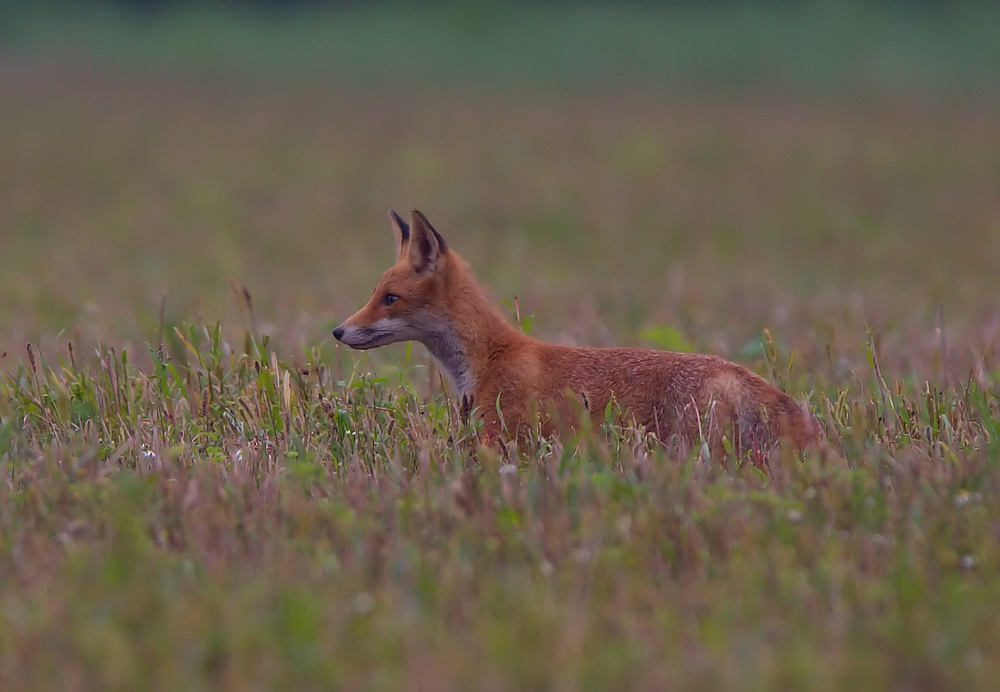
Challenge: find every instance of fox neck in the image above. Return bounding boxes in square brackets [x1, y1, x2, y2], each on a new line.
[418, 262, 524, 399]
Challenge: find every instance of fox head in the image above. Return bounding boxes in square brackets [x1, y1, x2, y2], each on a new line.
[332, 210, 453, 350]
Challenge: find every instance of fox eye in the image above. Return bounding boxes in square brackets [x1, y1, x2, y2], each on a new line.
[382, 293, 399, 306]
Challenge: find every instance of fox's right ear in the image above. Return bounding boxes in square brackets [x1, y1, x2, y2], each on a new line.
[408, 210, 447, 274]
[389, 209, 410, 258]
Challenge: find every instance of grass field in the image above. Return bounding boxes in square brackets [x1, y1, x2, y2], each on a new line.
[3, 4, 1000, 690]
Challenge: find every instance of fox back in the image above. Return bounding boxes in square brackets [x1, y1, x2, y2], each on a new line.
[334, 210, 819, 458]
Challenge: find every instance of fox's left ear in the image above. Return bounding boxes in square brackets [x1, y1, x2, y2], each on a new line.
[408, 210, 448, 274]
[389, 210, 410, 258]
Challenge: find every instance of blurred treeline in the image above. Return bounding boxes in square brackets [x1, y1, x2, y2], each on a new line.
[1, 0, 998, 90]
[4, 0, 983, 9]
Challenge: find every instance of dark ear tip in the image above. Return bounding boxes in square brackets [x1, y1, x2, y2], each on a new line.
[389, 209, 409, 241]
[410, 209, 447, 250]
[389, 209, 407, 229]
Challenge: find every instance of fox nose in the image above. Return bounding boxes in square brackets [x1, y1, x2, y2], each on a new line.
[332, 325, 345, 341]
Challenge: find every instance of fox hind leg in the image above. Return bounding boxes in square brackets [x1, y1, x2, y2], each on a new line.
[737, 409, 772, 467]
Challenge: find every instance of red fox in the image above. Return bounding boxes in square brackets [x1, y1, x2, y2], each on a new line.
[333, 210, 819, 458]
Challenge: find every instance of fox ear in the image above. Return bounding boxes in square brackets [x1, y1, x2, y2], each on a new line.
[389, 210, 410, 258]
[408, 210, 447, 273]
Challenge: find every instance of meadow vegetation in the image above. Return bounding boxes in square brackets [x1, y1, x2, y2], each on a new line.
[2, 4, 1000, 689]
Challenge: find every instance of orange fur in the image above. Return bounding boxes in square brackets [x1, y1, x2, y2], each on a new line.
[334, 210, 819, 458]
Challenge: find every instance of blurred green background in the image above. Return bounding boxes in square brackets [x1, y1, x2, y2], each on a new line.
[1, 0, 998, 379]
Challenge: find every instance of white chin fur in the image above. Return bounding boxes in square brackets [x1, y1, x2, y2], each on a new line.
[338, 318, 412, 350]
